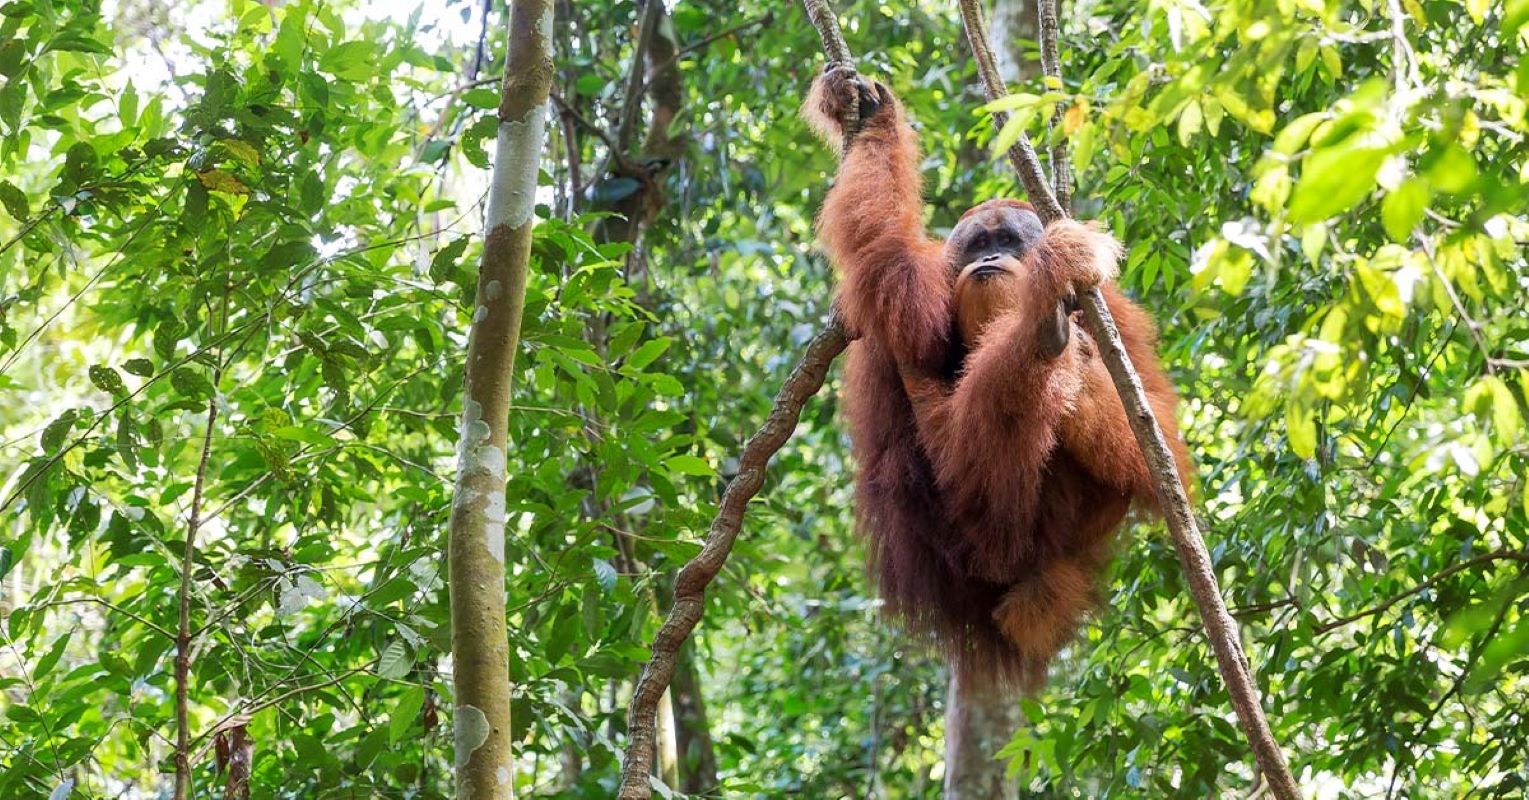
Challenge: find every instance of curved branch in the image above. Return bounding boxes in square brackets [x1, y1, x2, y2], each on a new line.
[615, 7, 864, 796]
[956, 1, 1301, 797]
[616, 312, 850, 799]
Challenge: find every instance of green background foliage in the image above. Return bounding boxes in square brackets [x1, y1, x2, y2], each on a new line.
[0, 0, 1525, 796]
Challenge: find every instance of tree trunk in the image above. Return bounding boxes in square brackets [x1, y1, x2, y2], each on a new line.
[671, 643, 720, 794]
[942, 674, 1020, 800]
[989, 0, 1041, 83]
[448, 1, 553, 798]
[656, 688, 680, 787]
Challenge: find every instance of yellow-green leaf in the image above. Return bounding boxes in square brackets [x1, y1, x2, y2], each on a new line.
[1286, 399, 1317, 459]
[1177, 100, 1203, 147]
[196, 169, 250, 195]
[1289, 145, 1386, 223]
[1381, 178, 1430, 241]
[219, 139, 261, 166]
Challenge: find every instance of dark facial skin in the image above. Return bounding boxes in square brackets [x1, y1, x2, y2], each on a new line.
[944, 203, 1045, 274]
[944, 201, 1071, 358]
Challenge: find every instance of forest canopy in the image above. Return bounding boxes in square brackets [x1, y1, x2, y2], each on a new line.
[0, 0, 1526, 797]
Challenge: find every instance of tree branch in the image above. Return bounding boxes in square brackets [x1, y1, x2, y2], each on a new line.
[173, 392, 218, 800]
[1036, 0, 1071, 210]
[633, 13, 774, 101]
[955, 1, 1301, 797]
[1315, 549, 1529, 634]
[615, 0, 663, 155]
[616, 310, 850, 799]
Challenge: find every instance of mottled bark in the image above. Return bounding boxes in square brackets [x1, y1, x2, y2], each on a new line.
[448, 1, 554, 798]
[943, 674, 1020, 800]
[989, 0, 1040, 82]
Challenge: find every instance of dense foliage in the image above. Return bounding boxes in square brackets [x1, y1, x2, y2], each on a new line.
[0, 0, 1524, 797]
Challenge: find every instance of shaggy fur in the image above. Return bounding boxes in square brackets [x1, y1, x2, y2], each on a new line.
[806, 68, 1190, 690]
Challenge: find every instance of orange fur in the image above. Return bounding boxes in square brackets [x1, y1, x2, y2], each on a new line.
[807, 70, 1190, 689]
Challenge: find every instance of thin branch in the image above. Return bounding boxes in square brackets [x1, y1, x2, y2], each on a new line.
[190, 665, 375, 763]
[550, 91, 628, 169]
[614, 0, 664, 155]
[1419, 232, 1495, 375]
[1, 187, 176, 376]
[468, 0, 493, 82]
[617, 310, 850, 799]
[30, 597, 175, 641]
[173, 390, 219, 800]
[1314, 549, 1529, 634]
[954, 0, 1064, 222]
[955, 1, 1301, 796]
[1036, 0, 1071, 210]
[632, 13, 774, 100]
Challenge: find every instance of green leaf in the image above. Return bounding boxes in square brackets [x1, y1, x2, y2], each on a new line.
[1272, 112, 1328, 155]
[123, 358, 154, 377]
[33, 631, 70, 681]
[376, 640, 411, 679]
[665, 454, 712, 477]
[991, 109, 1036, 160]
[389, 686, 426, 744]
[0, 78, 22, 132]
[89, 365, 128, 398]
[624, 337, 671, 370]
[461, 88, 500, 109]
[319, 41, 375, 81]
[461, 115, 498, 170]
[430, 236, 471, 285]
[40, 410, 78, 453]
[1426, 145, 1478, 195]
[170, 368, 214, 400]
[1176, 101, 1202, 147]
[1286, 400, 1317, 459]
[1288, 145, 1386, 224]
[154, 318, 182, 359]
[0, 180, 27, 219]
[1465, 375, 1522, 446]
[1381, 178, 1429, 242]
[270, 426, 336, 447]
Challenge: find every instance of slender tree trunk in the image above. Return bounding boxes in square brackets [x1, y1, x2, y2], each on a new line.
[448, 1, 553, 798]
[173, 395, 219, 800]
[656, 688, 680, 787]
[670, 643, 720, 794]
[942, 674, 1020, 800]
[988, 0, 1041, 82]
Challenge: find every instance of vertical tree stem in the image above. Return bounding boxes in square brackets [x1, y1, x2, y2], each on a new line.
[449, 0, 553, 797]
[173, 394, 218, 800]
[1036, 0, 1071, 210]
[955, 1, 1300, 796]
